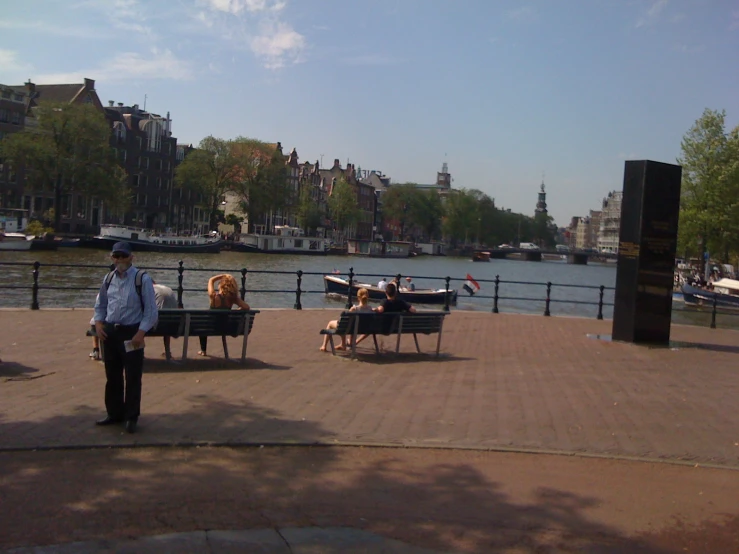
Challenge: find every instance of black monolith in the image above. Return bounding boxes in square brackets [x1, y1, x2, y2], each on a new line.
[612, 160, 682, 344]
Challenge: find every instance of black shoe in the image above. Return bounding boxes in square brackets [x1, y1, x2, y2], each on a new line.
[125, 420, 137, 434]
[96, 416, 122, 426]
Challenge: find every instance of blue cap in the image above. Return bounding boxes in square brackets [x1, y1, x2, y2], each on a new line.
[111, 241, 132, 256]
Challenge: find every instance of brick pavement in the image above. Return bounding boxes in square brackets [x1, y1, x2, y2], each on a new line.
[1, 309, 738, 467]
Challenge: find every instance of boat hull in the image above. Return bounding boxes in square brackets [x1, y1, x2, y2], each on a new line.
[324, 276, 457, 306]
[85, 236, 222, 253]
[230, 242, 328, 255]
[681, 284, 739, 310]
[0, 241, 32, 251]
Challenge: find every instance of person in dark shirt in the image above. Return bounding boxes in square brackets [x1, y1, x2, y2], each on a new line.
[376, 282, 416, 313]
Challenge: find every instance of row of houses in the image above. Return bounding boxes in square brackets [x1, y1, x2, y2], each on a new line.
[0, 78, 455, 241]
[565, 190, 623, 253]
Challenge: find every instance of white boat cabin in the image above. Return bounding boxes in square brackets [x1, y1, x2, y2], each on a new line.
[98, 225, 219, 246]
[240, 225, 329, 253]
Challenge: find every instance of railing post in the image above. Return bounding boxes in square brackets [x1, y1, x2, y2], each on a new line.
[240, 268, 248, 300]
[492, 275, 500, 313]
[597, 285, 604, 320]
[294, 270, 303, 310]
[710, 295, 717, 329]
[345, 267, 354, 309]
[544, 281, 552, 316]
[443, 276, 451, 312]
[177, 260, 184, 308]
[31, 261, 40, 310]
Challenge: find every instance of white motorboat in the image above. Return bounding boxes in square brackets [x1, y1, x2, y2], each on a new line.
[0, 232, 34, 251]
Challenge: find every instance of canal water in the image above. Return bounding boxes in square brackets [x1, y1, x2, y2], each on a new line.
[0, 249, 731, 329]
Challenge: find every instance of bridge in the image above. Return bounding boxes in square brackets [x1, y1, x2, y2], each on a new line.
[480, 248, 618, 265]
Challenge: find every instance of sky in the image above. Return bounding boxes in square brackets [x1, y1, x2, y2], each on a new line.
[1, 0, 738, 226]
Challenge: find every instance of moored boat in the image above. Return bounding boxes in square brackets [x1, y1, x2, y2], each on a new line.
[324, 275, 457, 306]
[0, 232, 33, 251]
[86, 224, 222, 253]
[472, 251, 491, 262]
[681, 279, 739, 310]
[232, 226, 329, 255]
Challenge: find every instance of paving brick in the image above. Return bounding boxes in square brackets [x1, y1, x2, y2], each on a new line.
[1, 309, 738, 466]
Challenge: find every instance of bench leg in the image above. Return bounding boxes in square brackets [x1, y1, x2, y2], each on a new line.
[351, 315, 359, 359]
[328, 335, 335, 355]
[372, 334, 379, 354]
[396, 317, 404, 354]
[413, 333, 421, 354]
[241, 314, 251, 362]
[436, 318, 445, 357]
[222, 336, 229, 360]
[182, 313, 191, 360]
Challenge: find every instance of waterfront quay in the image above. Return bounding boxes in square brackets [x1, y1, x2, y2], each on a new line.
[1, 309, 739, 552]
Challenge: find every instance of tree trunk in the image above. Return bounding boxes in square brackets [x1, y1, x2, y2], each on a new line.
[54, 173, 62, 232]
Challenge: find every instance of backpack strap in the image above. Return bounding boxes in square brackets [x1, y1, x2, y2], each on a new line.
[105, 269, 146, 312]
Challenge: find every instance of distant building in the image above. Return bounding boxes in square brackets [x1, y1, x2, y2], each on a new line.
[535, 182, 548, 216]
[597, 191, 623, 253]
[0, 83, 29, 210]
[319, 159, 375, 240]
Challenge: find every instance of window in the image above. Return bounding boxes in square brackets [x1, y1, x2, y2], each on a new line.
[157, 178, 162, 189]
[136, 136, 142, 149]
[1, 91, 10, 99]
[164, 179, 169, 190]
[155, 160, 162, 171]
[120, 149, 127, 163]
[132, 174, 139, 187]
[14, 94, 23, 102]
[0, 109, 8, 122]
[11, 112, 21, 125]
[143, 157, 149, 169]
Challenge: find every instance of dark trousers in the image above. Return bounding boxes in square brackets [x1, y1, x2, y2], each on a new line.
[102, 323, 144, 421]
[199, 336, 208, 352]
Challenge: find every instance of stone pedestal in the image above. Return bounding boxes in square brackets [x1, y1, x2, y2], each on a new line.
[612, 160, 682, 344]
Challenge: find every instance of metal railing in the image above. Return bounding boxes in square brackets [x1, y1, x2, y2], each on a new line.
[0, 261, 618, 320]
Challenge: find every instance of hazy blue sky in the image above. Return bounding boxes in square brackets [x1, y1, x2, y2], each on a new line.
[1, 0, 738, 225]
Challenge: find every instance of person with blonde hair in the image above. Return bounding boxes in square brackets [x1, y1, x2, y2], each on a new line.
[198, 273, 251, 356]
[320, 287, 373, 352]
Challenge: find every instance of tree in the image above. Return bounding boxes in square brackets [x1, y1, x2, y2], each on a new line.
[413, 189, 443, 241]
[0, 101, 120, 231]
[105, 166, 134, 224]
[442, 189, 479, 245]
[174, 136, 244, 231]
[296, 187, 324, 235]
[677, 109, 739, 264]
[532, 212, 557, 248]
[229, 138, 283, 233]
[327, 177, 359, 242]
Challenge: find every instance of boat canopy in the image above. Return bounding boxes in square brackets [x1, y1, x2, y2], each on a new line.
[712, 278, 739, 292]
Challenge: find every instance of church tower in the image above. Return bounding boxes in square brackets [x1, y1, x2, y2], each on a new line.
[535, 181, 548, 215]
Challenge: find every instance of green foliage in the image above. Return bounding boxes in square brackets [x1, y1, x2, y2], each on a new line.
[296, 187, 324, 235]
[0, 101, 120, 231]
[677, 109, 739, 262]
[174, 135, 245, 231]
[381, 184, 443, 240]
[25, 220, 53, 237]
[327, 177, 360, 239]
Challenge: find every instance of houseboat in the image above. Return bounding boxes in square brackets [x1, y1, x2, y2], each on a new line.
[233, 225, 330, 255]
[347, 239, 413, 258]
[87, 225, 222, 253]
[0, 232, 33, 251]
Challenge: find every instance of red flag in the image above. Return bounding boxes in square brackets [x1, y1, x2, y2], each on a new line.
[465, 274, 480, 290]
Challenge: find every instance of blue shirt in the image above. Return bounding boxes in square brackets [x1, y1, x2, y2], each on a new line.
[94, 265, 158, 333]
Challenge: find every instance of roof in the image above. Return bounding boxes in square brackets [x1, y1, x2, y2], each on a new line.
[30, 84, 85, 103]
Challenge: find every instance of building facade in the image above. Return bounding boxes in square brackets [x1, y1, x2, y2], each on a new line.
[597, 191, 623, 253]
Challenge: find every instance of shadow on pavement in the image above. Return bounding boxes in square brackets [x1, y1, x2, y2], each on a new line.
[144, 357, 291, 373]
[0, 397, 682, 554]
[0, 361, 50, 381]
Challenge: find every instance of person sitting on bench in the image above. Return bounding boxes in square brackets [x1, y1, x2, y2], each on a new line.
[198, 274, 250, 356]
[320, 287, 373, 352]
[376, 282, 416, 314]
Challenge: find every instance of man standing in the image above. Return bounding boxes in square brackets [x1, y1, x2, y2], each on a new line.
[94, 242, 158, 434]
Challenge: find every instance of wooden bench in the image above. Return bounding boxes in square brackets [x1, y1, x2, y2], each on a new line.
[320, 311, 449, 358]
[87, 309, 260, 362]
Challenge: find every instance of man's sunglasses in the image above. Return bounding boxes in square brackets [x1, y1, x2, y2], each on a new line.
[111, 253, 129, 259]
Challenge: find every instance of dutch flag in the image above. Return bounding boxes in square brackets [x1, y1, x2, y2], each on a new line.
[463, 274, 480, 296]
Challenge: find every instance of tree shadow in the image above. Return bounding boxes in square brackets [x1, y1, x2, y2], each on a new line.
[333, 352, 476, 365]
[0, 361, 49, 381]
[0, 398, 682, 553]
[144, 358, 291, 373]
